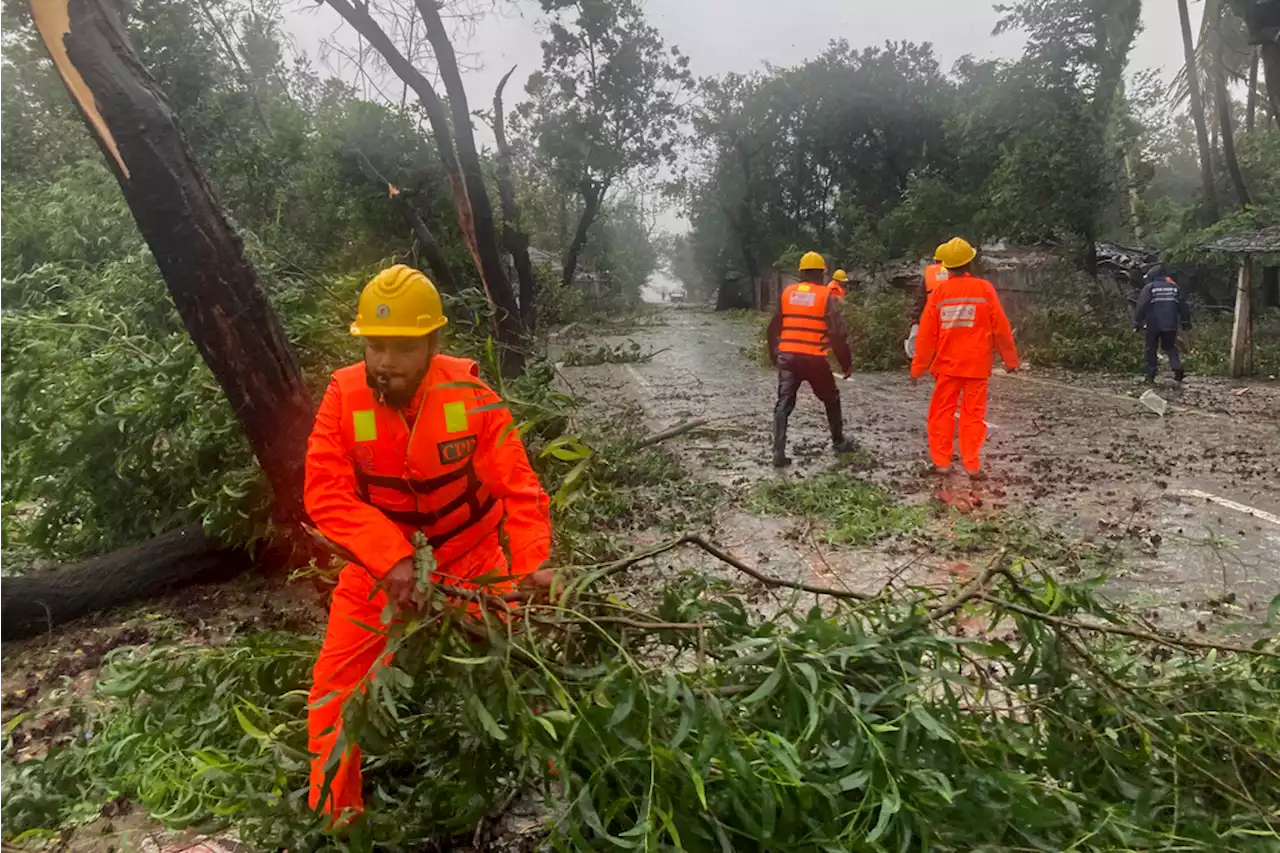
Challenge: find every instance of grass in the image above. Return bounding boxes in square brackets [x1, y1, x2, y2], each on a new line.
[750, 472, 925, 545]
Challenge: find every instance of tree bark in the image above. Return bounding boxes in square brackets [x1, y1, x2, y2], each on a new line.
[414, 0, 525, 371]
[563, 179, 604, 288]
[30, 0, 313, 525]
[323, 0, 524, 374]
[348, 148, 459, 294]
[1247, 47, 1260, 130]
[1213, 32, 1253, 209]
[494, 66, 539, 332]
[1, 525, 250, 640]
[1179, 0, 1221, 221]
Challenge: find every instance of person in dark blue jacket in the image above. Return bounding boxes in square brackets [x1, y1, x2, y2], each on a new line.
[1134, 263, 1191, 383]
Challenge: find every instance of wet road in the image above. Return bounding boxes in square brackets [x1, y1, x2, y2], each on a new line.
[557, 308, 1280, 626]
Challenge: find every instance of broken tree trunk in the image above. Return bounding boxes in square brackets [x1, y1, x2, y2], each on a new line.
[1230, 258, 1254, 378]
[349, 148, 459, 295]
[1, 525, 250, 641]
[494, 66, 539, 333]
[323, 0, 525, 374]
[30, 0, 314, 524]
[415, 0, 526, 370]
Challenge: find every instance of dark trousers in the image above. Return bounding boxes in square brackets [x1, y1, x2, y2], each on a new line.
[1144, 328, 1182, 380]
[773, 353, 843, 455]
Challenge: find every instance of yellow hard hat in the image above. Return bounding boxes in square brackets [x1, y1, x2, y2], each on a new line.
[798, 251, 826, 271]
[934, 237, 977, 270]
[832, 269, 849, 283]
[350, 265, 447, 337]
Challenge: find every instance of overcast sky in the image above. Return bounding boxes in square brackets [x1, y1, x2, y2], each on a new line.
[282, 0, 1187, 245]
[285, 0, 1186, 104]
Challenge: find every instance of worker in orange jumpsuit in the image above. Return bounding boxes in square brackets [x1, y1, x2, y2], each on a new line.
[910, 238, 1020, 478]
[906, 249, 949, 357]
[767, 251, 856, 467]
[828, 269, 849, 301]
[303, 265, 553, 822]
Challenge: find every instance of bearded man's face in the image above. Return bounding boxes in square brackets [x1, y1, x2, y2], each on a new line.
[363, 336, 433, 408]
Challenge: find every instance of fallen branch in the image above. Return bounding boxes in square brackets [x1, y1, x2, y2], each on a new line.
[983, 595, 1280, 660]
[586, 533, 872, 600]
[634, 418, 710, 449]
[686, 535, 872, 600]
[920, 550, 1009, 626]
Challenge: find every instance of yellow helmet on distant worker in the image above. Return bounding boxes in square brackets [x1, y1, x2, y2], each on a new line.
[350, 265, 447, 337]
[832, 269, 849, 283]
[934, 237, 977, 270]
[798, 251, 826, 271]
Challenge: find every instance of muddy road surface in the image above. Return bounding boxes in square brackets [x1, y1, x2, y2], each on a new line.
[556, 307, 1280, 629]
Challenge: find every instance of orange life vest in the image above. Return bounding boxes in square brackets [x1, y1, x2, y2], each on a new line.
[331, 355, 503, 560]
[828, 280, 846, 300]
[778, 282, 831, 357]
[924, 263, 949, 294]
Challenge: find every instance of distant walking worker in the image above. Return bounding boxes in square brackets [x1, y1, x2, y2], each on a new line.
[828, 268, 850, 301]
[768, 251, 856, 467]
[1134, 263, 1190, 383]
[910, 238, 1020, 478]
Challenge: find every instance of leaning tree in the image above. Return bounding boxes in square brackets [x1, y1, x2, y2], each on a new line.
[4, 0, 316, 639]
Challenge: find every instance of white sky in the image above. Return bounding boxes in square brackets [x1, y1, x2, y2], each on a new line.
[282, 0, 1188, 243]
[285, 0, 1186, 104]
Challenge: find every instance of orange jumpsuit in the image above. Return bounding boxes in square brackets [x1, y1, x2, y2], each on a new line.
[910, 272, 1019, 473]
[303, 354, 551, 819]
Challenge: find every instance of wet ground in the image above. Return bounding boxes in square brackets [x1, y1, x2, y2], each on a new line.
[555, 306, 1280, 630]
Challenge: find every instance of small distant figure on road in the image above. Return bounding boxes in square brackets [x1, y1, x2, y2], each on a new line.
[828, 268, 849, 301]
[767, 251, 856, 467]
[910, 238, 1020, 479]
[1134, 263, 1190, 384]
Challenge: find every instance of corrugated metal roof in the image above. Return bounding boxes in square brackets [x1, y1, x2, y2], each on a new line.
[1197, 225, 1280, 254]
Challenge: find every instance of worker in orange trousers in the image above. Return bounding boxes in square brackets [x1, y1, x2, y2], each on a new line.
[910, 238, 1020, 478]
[303, 265, 553, 822]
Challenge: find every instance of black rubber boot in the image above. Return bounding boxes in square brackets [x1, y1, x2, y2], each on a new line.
[833, 437, 857, 454]
[772, 416, 791, 467]
[1173, 369, 1185, 383]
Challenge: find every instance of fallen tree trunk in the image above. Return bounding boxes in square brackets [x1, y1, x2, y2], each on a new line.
[1, 526, 250, 641]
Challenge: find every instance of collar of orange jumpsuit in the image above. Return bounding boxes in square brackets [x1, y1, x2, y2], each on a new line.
[301, 264, 553, 823]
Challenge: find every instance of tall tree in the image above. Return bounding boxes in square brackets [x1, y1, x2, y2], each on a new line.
[323, 0, 527, 373]
[1230, 0, 1280, 119]
[1179, 0, 1222, 219]
[28, 0, 313, 524]
[521, 0, 692, 288]
[1210, 4, 1253, 207]
[995, 0, 1141, 274]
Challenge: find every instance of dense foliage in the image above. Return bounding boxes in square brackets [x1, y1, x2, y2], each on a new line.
[4, 533, 1278, 851]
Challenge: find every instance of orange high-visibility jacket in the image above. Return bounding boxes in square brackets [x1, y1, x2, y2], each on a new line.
[923, 263, 949, 295]
[304, 354, 552, 579]
[827, 280, 846, 301]
[777, 282, 832, 357]
[911, 272, 1019, 380]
